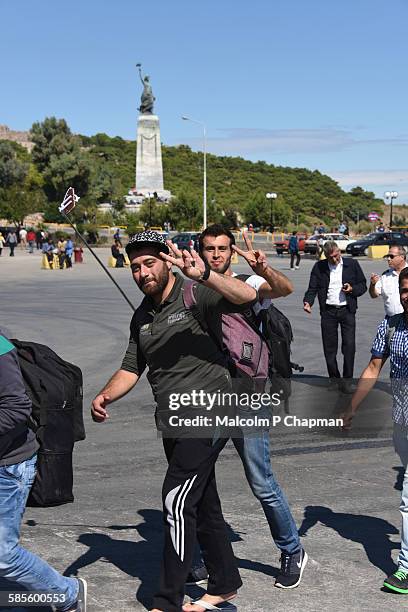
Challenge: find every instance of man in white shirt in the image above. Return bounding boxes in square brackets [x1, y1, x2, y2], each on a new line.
[369, 244, 407, 316]
[19, 227, 27, 249]
[303, 241, 367, 393]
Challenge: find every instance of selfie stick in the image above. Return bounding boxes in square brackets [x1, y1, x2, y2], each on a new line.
[58, 188, 135, 312]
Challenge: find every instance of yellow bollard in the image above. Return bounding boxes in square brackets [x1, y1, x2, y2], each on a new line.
[108, 256, 116, 268]
[368, 245, 388, 259]
[41, 254, 50, 270]
[231, 251, 239, 264]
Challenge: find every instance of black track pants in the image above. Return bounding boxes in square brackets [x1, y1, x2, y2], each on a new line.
[152, 437, 242, 612]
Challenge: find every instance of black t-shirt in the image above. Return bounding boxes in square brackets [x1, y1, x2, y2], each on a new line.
[121, 274, 255, 415]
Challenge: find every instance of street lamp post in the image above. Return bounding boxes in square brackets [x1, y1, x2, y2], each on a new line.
[266, 192, 277, 230]
[182, 116, 207, 228]
[146, 192, 152, 228]
[384, 191, 398, 228]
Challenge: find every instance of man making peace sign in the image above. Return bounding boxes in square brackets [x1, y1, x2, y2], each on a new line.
[198, 225, 308, 590]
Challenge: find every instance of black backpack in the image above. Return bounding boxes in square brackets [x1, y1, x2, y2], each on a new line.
[256, 302, 303, 405]
[11, 340, 85, 507]
[236, 275, 303, 407]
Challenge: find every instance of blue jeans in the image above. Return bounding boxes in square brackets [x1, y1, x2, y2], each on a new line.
[393, 423, 408, 570]
[232, 427, 300, 555]
[0, 454, 78, 610]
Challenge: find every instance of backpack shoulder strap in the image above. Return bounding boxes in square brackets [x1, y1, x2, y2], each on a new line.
[182, 280, 209, 333]
[232, 274, 264, 330]
[235, 273, 250, 282]
[386, 313, 404, 351]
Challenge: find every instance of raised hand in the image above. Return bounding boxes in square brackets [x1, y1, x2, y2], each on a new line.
[232, 233, 268, 274]
[160, 241, 206, 280]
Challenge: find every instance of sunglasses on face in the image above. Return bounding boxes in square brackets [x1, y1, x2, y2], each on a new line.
[384, 254, 401, 259]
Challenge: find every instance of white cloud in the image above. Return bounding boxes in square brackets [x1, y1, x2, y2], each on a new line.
[330, 169, 408, 202]
[176, 127, 408, 156]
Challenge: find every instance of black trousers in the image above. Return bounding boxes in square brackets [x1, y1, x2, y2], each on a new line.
[153, 437, 242, 612]
[290, 251, 300, 268]
[321, 307, 356, 379]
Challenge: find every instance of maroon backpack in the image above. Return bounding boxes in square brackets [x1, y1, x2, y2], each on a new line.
[182, 281, 270, 383]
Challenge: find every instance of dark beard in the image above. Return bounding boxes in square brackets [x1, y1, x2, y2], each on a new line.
[139, 266, 169, 297]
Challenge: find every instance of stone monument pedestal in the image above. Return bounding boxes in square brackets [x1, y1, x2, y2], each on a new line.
[135, 114, 171, 200]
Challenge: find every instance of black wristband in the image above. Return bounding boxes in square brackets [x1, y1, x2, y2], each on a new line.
[198, 260, 211, 283]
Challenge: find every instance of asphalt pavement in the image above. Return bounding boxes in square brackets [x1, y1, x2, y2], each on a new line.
[0, 247, 405, 612]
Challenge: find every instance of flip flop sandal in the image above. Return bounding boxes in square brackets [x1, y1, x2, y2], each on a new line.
[187, 600, 237, 611]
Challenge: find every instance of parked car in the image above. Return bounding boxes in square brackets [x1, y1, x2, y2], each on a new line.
[171, 232, 200, 251]
[274, 234, 308, 255]
[346, 231, 408, 256]
[304, 233, 356, 254]
[0, 226, 15, 238]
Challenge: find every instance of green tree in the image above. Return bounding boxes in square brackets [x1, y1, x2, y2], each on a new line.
[0, 142, 45, 224]
[138, 198, 169, 227]
[167, 192, 201, 230]
[0, 141, 29, 188]
[0, 185, 45, 226]
[31, 117, 91, 202]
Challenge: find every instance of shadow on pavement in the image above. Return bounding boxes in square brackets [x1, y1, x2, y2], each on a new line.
[393, 466, 405, 491]
[61, 510, 251, 609]
[299, 505, 399, 575]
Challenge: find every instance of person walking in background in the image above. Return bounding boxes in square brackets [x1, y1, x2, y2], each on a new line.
[27, 229, 36, 254]
[65, 237, 74, 268]
[35, 229, 44, 250]
[0, 231, 5, 256]
[6, 230, 17, 257]
[113, 228, 122, 247]
[288, 231, 301, 270]
[19, 227, 27, 249]
[303, 241, 367, 393]
[369, 244, 407, 317]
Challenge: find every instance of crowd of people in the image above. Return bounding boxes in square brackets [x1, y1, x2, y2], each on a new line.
[1, 225, 408, 611]
[0, 226, 77, 269]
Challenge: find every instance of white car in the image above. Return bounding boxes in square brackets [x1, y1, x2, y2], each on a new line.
[303, 233, 356, 254]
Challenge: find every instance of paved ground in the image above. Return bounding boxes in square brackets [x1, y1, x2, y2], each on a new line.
[0, 247, 405, 611]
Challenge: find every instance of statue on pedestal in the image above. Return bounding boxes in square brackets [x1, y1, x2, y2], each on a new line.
[136, 63, 155, 114]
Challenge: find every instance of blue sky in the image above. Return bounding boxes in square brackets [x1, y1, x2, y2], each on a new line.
[2, 0, 407, 202]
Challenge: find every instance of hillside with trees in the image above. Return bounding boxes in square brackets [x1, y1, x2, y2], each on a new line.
[0, 117, 388, 232]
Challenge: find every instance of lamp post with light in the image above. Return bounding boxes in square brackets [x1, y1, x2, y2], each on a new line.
[182, 116, 207, 228]
[266, 192, 277, 230]
[384, 191, 398, 228]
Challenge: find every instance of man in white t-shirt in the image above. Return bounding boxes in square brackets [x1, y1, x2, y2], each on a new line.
[19, 227, 27, 249]
[369, 244, 407, 317]
[197, 225, 308, 591]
